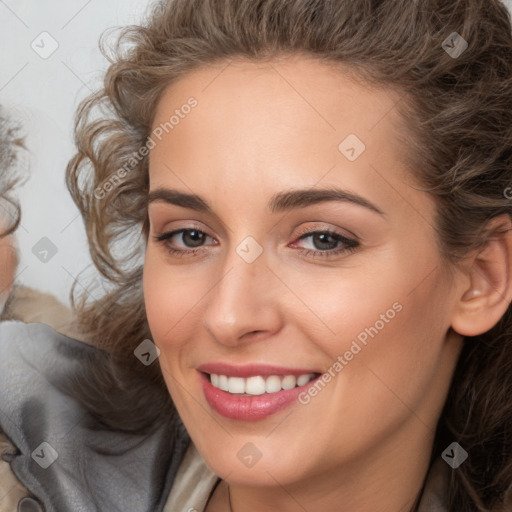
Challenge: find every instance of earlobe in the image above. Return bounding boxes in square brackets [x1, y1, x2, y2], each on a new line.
[451, 214, 512, 337]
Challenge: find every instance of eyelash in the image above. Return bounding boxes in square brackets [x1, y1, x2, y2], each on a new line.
[292, 228, 359, 259]
[154, 226, 360, 260]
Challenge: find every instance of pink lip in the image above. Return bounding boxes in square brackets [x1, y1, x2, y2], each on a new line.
[197, 362, 318, 378]
[198, 364, 321, 421]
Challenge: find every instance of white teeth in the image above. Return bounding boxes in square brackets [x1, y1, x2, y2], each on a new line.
[281, 375, 296, 390]
[246, 376, 266, 395]
[228, 377, 245, 394]
[218, 375, 229, 392]
[209, 373, 316, 394]
[297, 374, 311, 386]
[265, 375, 282, 393]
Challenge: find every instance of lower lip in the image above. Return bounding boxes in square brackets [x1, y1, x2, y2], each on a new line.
[200, 372, 319, 421]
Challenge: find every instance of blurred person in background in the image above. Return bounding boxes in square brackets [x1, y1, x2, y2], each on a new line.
[0, 110, 22, 313]
[0, 109, 79, 334]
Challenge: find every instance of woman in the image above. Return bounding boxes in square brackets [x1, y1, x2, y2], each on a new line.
[0, 110, 22, 313]
[0, 108, 79, 338]
[1, 0, 512, 510]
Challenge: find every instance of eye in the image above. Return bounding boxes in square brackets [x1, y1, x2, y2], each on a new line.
[154, 228, 216, 257]
[153, 226, 360, 260]
[291, 229, 359, 258]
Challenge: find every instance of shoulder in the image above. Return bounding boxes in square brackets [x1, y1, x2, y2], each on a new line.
[0, 285, 83, 341]
[0, 319, 103, 435]
[0, 319, 97, 385]
[0, 319, 102, 437]
[0, 320, 190, 512]
[0, 317, 94, 356]
[0, 320, 107, 510]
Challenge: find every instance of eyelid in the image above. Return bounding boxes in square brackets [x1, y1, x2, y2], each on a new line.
[154, 226, 217, 245]
[154, 222, 361, 260]
[154, 224, 355, 243]
[148, 206, 231, 240]
[291, 229, 358, 249]
[292, 223, 359, 242]
[154, 220, 214, 238]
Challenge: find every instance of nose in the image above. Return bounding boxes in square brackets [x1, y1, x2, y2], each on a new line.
[202, 245, 283, 347]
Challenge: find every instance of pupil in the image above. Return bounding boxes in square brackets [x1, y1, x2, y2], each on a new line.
[314, 233, 337, 250]
[184, 230, 204, 247]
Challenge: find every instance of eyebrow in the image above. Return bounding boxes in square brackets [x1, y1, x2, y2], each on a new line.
[147, 187, 385, 216]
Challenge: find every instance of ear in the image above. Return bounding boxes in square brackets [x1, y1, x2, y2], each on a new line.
[451, 214, 512, 337]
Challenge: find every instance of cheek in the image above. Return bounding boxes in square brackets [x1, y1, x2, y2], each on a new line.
[286, 272, 452, 460]
[144, 248, 195, 334]
[289, 246, 451, 397]
[143, 251, 203, 413]
[142, 247, 214, 369]
[275, 255, 411, 360]
[334, 268, 451, 420]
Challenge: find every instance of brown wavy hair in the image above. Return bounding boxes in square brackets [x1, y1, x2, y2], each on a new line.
[65, 0, 512, 510]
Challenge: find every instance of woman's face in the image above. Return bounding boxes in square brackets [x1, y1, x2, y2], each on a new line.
[144, 56, 464, 497]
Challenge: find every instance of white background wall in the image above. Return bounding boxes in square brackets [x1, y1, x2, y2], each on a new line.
[1, 0, 511, 306]
[0, 0, 151, 306]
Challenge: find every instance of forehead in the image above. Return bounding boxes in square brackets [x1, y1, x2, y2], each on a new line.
[150, 55, 410, 170]
[148, 56, 430, 224]
[152, 55, 406, 144]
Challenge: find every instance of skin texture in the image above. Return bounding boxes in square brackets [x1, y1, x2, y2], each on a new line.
[143, 56, 512, 512]
[0, 231, 17, 311]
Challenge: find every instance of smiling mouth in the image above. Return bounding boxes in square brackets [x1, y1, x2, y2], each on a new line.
[206, 372, 321, 395]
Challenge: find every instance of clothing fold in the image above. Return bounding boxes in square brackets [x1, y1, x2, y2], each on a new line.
[0, 320, 189, 512]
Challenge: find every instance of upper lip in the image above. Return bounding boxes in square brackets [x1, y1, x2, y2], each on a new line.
[197, 362, 320, 378]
